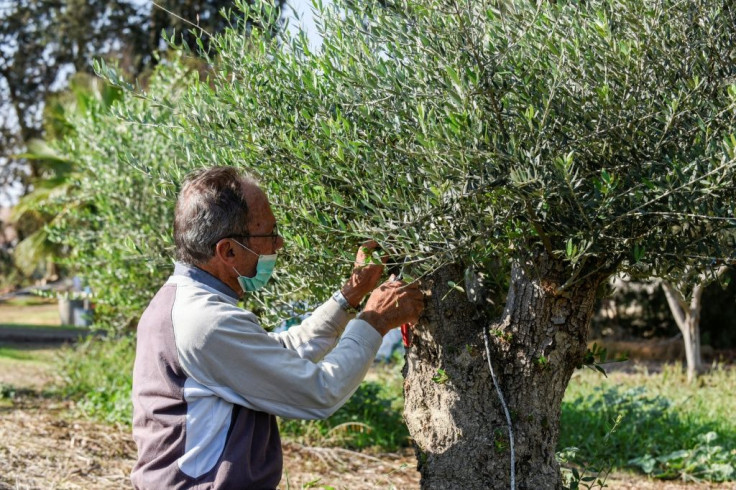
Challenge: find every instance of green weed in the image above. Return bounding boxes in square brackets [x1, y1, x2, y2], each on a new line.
[279, 363, 409, 452]
[56, 335, 135, 425]
[559, 365, 736, 482]
[629, 431, 734, 481]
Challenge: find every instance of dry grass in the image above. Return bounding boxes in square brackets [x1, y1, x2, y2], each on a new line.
[0, 391, 731, 489]
[2, 395, 732, 490]
[281, 443, 418, 489]
[0, 395, 135, 490]
[0, 391, 419, 490]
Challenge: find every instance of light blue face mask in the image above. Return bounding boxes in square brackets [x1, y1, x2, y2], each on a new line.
[232, 239, 278, 292]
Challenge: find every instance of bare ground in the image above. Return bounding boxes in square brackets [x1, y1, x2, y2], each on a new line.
[0, 340, 419, 489]
[0, 393, 419, 490]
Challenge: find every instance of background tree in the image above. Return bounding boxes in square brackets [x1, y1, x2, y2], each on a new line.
[53, 0, 736, 487]
[9, 73, 124, 281]
[661, 264, 731, 383]
[0, 0, 271, 202]
[0, 0, 143, 196]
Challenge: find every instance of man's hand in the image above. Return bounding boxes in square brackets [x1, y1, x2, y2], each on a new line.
[340, 240, 387, 308]
[358, 277, 424, 337]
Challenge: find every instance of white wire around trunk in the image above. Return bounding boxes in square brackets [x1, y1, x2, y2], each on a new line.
[483, 327, 516, 490]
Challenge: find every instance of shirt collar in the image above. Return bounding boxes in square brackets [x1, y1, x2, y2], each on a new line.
[173, 261, 239, 301]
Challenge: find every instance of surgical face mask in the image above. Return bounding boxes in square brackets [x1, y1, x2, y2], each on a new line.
[232, 239, 277, 292]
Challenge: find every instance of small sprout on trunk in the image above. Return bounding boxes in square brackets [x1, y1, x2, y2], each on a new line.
[535, 355, 550, 368]
[490, 327, 513, 343]
[431, 369, 449, 384]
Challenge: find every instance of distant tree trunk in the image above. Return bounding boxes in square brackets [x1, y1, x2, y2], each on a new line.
[404, 251, 607, 489]
[662, 282, 705, 383]
[661, 265, 728, 383]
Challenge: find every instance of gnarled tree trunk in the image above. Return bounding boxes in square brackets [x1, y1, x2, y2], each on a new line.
[404, 252, 607, 489]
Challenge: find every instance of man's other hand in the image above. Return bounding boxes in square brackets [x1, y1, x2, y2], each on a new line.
[358, 277, 424, 337]
[341, 240, 387, 308]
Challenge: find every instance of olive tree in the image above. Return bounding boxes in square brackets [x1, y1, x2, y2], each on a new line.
[661, 264, 731, 383]
[62, 0, 736, 487]
[50, 64, 189, 330]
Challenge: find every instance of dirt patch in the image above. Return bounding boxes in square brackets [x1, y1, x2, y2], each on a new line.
[0, 395, 134, 490]
[0, 392, 419, 490]
[281, 443, 419, 489]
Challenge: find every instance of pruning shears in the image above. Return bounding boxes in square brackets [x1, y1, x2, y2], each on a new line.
[392, 256, 412, 348]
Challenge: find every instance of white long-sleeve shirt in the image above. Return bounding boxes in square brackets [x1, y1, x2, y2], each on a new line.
[131, 262, 382, 489]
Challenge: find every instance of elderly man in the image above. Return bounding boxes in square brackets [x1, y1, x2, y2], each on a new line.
[131, 166, 424, 489]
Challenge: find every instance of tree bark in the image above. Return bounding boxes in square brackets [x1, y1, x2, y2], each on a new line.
[404, 252, 606, 489]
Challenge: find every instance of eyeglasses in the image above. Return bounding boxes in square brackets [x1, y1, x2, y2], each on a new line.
[222, 225, 281, 248]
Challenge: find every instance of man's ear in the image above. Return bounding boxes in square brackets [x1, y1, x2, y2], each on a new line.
[213, 239, 236, 265]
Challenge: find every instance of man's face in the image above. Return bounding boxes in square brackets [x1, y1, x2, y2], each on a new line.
[234, 183, 284, 278]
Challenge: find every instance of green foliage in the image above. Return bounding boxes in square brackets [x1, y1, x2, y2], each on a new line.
[278, 366, 409, 451]
[629, 432, 734, 481]
[0, 0, 265, 194]
[0, 247, 23, 290]
[8, 74, 128, 282]
[577, 342, 628, 377]
[490, 327, 513, 343]
[48, 66, 185, 330]
[557, 447, 610, 490]
[52, 0, 735, 331]
[493, 428, 509, 454]
[560, 366, 736, 482]
[56, 335, 136, 425]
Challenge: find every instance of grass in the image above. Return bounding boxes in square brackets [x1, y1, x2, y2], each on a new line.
[279, 360, 409, 452]
[14, 330, 735, 482]
[56, 335, 136, 425]
[0, 343, 60, 364]
[0, 343, 62, 401]
[0, 345, 45, 361]
[2, 296, 57, 308]
[559, 363, 736, 482]
[0, 323, 78, 330]
[0, 297, 61, 326]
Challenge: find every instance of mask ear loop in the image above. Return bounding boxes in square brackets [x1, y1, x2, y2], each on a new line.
[232, 238, 258, 257]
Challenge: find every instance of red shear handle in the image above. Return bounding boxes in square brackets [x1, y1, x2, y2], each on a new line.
[401, 323, 412, 347]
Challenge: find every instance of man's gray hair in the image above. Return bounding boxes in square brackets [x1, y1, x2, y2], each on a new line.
[174, 166, 259, 265]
